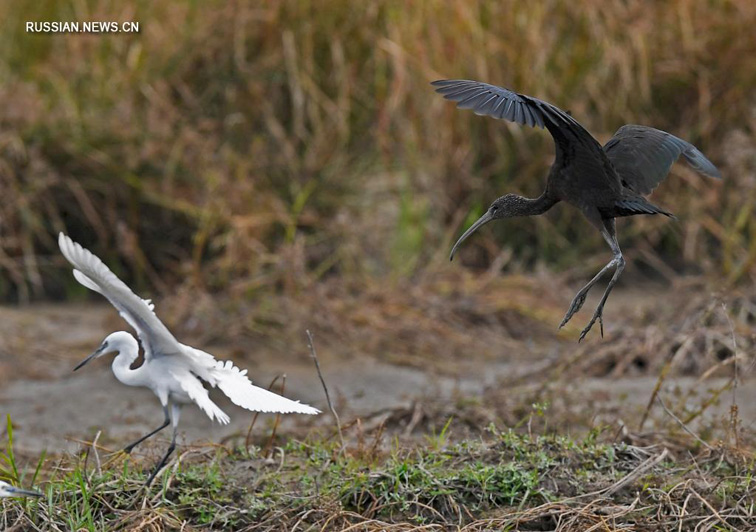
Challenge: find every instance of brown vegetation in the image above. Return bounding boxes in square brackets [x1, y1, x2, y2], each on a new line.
[1, 0, 755, 305]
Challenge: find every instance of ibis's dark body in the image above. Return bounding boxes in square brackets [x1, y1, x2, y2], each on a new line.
[434, 80, 721, 340]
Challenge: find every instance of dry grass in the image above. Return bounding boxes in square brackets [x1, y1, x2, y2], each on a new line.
[551, 280, 756, 379]
[2, 426, 754, 531]
[0, 0, 755, 304]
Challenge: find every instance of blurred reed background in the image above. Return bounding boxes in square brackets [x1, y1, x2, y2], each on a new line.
[1, 0, 755, 307]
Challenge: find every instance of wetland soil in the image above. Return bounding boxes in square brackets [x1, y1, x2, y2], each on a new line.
[0, 280, 753, 455]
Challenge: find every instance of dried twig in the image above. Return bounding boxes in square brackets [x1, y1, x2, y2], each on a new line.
[306, 329, 344, 451]
[91, 430, 102, 477]
[245, 374, 285, 454]
[603, 448, 669, 496]
[657, 396, 713, 451]
[263, 375, 286, 458]
[722, 303, 742, 449]
[638, 346, 678, 431]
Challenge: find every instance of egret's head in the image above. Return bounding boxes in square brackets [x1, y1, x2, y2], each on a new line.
[74, 331, 135, 371]
[450, 195, 524, 261]
[0, 480, 43, 498]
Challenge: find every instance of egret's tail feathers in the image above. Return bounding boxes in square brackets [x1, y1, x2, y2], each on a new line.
[214, 360, 320, 415]
[174, 371, 231, 424]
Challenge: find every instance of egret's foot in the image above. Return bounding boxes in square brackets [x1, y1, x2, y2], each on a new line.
[144, 458, 172, 487]
[144, 465, 163, 487]
[578, 310, 604, 343]
[103, 449, 129, 468]
[559, 291, 588, 329]
[143, 442, 177, 488]
[123, 444, 135, 454]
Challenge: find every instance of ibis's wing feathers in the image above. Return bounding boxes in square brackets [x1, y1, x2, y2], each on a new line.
[431, 79, 597, 134]
[432, 79, 553, 128]
[603, 125, 721, 195]
[432, 79, 608, 174]
[58, 233, 178, 360]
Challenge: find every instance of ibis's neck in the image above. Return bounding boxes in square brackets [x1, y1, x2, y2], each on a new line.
[111, 349, 144, 387]
[504, 192, 557, 217]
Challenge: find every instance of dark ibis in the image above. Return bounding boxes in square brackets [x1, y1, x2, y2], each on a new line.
[433, 79, 721, 341]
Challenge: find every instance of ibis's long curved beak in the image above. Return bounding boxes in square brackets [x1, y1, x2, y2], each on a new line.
[6, 486, 43, 497]
[450, 211, 494, 261]
[73, 345, 105, 372]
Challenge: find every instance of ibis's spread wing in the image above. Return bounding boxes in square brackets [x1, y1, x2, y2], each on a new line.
[58, 233, 179, 360]
[603, 125, 721, 195]
[432, 79, 552, 128]
[432, 79, 618, 191]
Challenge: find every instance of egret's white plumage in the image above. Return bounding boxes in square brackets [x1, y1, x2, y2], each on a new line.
[58, 232, 318, 483]
[0, 480, 42, 498]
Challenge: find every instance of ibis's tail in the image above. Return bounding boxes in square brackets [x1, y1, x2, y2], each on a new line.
[614, 197, 674, 218]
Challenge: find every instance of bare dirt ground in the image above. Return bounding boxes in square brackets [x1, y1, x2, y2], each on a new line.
[0, 279, 753, 457]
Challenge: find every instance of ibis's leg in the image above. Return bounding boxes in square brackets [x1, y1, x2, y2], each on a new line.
[578, 229, 624, 341]
[145, 404, 181, 486]
[559, 259, 619, 329]
[559, 219, 624, 339]
[123, 405, 170, 454]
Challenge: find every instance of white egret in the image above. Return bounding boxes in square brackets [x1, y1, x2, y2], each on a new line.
[0, 480, 42, 498]
[58, 233, 319, 485]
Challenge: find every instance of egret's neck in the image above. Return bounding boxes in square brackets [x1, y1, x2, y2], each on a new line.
[110, 342, 144, 387]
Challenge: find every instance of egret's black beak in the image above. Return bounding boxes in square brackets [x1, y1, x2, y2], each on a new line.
[73, 345, 105, 372]
[6, 486, 43, 497]
[450, 211, 494, 261]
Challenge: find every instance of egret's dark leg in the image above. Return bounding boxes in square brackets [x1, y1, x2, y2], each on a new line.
[123, 405, 170, 454]
[145, 404, 181, 486]
[559, 219, 624, 340]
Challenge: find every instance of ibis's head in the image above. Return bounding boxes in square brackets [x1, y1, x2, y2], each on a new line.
[74, 331, 136, 371]
[450, 195, 525, 261]
[0, 480, 43, 498]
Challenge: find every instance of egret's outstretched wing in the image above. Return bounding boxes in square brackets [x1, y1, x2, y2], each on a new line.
[172, 369, 230, 424]
[181, 345, 320, 415]
[215, 360, 320, 414]
[58, 233, 179, 360]
[603, 125, 721, 195]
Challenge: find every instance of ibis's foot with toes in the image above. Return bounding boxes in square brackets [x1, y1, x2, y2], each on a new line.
[578, 309, 605, 342]
[559, 291, 588, 329]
